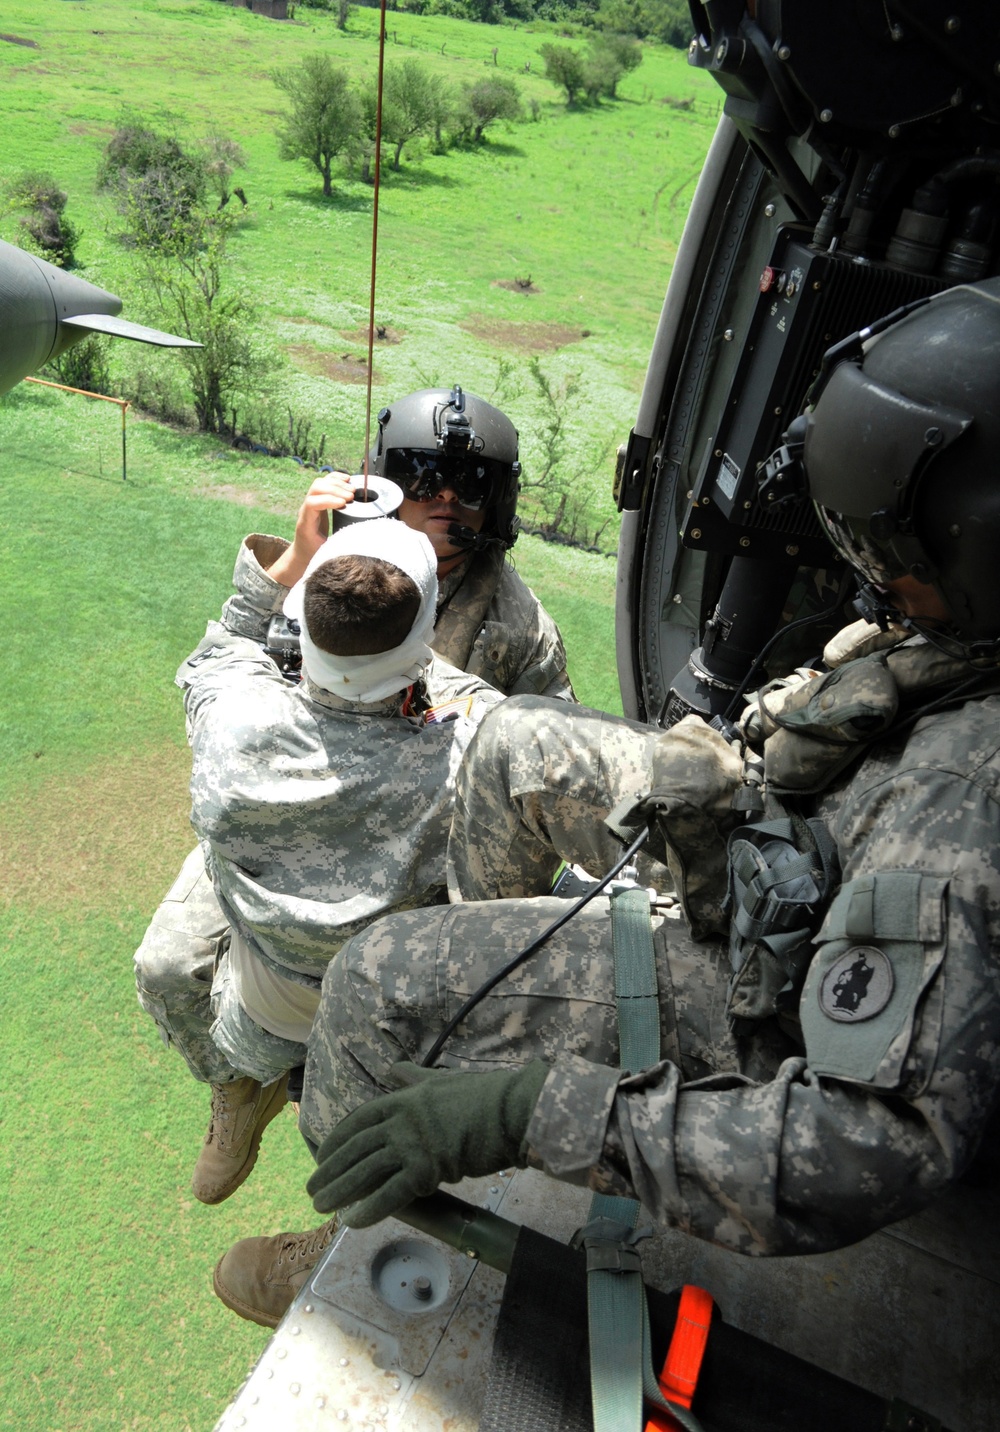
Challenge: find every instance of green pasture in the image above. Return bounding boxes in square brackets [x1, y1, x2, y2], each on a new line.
[0, 0, 718, 536]
[0, 379, 620, 1431]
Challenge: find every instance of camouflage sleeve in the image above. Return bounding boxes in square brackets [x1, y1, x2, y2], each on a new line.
[218, 533, 290, 639]
[175, 534, 292, 737]
[175, 623, 286, 740]
[484, 564, 576, 701]
[527, 756, 1000, 1256]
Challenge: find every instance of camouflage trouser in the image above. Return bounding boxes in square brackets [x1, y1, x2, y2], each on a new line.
[299, 896, 743, 1149]
[209, 946, 317, 1086]
[133, 845, 242, 1085]
[448, 696, 667, 902]
[134, 845, 318, 1086]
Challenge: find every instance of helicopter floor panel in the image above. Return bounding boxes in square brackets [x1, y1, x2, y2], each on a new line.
[215, 1171, 997, 1432]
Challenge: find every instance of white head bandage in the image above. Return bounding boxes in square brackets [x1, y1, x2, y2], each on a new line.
[283, 518, 438, 701]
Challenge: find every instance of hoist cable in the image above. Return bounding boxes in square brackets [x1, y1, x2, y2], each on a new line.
[362, 0, 390, 495]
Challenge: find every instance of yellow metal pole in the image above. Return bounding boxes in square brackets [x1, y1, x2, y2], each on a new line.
[24, 377, 130, 480]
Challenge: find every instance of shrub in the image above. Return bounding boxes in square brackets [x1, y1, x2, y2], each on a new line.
[5, 172, 80, 268]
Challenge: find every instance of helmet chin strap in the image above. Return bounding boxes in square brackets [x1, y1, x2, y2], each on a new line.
[852, 578, 902, 632]
[445, 522, 507, 553]
[854, 577, 1000, 667]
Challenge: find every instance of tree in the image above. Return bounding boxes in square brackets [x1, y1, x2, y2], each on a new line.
[597, 0, 690, 45]
[98, 113, 206, 247]
[586, 33, 643, 97]
[98, 115, 263, 431]
[4, 172, 79, 268]
[272, 54, 360, 198]
[456, 75, 521, 142]
[353, 62, 443, 179]
[381, 61, 439, 171]
[427, 71, 455, 152]
[137, 209, 266, 432]
[201, 134, 248, 209]
[538, 43, 587, 104]
[519, 359, 615, 549]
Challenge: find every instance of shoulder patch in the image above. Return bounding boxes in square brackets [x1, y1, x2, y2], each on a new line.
[818, 946, 893, 1023]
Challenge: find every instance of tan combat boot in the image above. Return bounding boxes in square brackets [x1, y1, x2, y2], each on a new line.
[191, 1072, 290, 1205]
[213, 1218, 339, 1327]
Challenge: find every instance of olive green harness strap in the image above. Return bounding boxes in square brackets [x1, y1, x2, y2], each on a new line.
[577, 887, 705, 1432]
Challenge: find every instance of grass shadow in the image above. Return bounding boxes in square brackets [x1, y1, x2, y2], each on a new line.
[470, 138, 528, 158]
[282, 186, 373, 213]
[378, 165, 461, 192]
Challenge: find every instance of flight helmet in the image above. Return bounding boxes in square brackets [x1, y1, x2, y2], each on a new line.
[801, 279, 1000, 646]
[369, 385, 522, 549]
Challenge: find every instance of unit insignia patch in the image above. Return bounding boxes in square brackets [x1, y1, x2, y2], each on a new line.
[818, 946, 894, 1023]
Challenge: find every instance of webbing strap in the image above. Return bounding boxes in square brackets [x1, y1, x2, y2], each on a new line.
[611, 886, 662, 1072]
[582, 888, 709, 1432]
[584, 886, 659, 1432]
[643, 1286, 715, 1431]
[587, 1242, 647, 1432]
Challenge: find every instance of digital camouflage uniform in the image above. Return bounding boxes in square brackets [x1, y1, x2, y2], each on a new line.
[134, 533, 571, 1083]
[300, 619, 1000, 1257]
[434, 543, 574, 701]
[136, 532, 504, 1086]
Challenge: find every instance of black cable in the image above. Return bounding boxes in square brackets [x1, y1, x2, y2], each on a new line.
[421, 826, 651, 1069]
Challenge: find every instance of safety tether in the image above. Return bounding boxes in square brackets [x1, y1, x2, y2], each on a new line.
[577, 885, 708, 1432]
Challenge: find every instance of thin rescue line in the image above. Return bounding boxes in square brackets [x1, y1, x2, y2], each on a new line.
[362, 0, 390, 497]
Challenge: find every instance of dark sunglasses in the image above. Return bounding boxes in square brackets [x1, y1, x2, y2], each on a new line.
[384, 448, 495, 511]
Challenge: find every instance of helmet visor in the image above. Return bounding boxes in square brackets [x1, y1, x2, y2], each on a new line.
[384, 447, 506, 511]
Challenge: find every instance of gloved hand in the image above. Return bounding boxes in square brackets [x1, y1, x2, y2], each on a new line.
[639, 714, 743, 939]
[306, 1059, 549, 1227]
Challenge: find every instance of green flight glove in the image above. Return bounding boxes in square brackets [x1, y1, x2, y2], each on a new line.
[306, 1059, 550, 1227]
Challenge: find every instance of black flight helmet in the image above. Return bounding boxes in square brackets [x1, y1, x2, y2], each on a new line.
[799, 280, 1000, 645]
[369, 385, 522, 549]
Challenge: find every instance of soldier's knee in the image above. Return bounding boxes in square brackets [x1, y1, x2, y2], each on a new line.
[133, 924, 222, 995]
[134, 850, 230, 994]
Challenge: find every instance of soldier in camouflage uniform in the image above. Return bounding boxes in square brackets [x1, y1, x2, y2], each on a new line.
[134, 388, 572, 1206]
[214, 281, 1000, 1326]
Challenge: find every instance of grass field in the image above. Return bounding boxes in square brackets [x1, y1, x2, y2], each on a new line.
[0, 379, 621, 1431]
[0, 0, 718, 542]
[0, 2, 715, 1425]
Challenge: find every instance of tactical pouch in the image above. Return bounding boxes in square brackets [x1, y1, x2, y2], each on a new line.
[758, 658, 900, 794]
[726, 816, 840, 1028]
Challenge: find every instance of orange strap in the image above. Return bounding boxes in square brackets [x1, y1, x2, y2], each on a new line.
[643, 1284, 714, 1432]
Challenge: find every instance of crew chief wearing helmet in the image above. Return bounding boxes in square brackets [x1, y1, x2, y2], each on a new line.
[369, 384, 573, 698]
[214, 281, 1000, 1327]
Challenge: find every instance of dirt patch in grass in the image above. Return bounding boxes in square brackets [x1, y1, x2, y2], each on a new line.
[286, 343, 380, 384]
[194, 481, 297, 515]
[0, 34, 38, 48]
[460, 314, 589, 353]
[339, 325, 405, 346]
[494, 278, 540, 295]
[2, 743, 195, 918]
